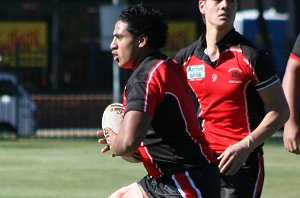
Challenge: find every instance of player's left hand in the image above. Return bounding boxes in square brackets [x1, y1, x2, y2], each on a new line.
[217, 142, 252, 176]
[283, 123, 300, 155]
[97, 130, 110, 153]
[97, 128, 118, 154]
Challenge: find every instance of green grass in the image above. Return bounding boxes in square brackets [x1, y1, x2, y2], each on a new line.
[0, 139, 146, 198]
[262, 138, 300, 198]
[0, 138, 299, 198]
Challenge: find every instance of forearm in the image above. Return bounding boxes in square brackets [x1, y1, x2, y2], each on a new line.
[283, 84, 300, 127]
[110, 110, 151, 156]
[282, 58, 300, 126]
[244, 80, 289, 149]
[110, 126, 142, 156]
[247, 110, 289, 149]
[111, 139, 139, 156]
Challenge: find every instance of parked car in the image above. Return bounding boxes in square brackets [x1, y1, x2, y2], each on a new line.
[0, 72, 36, 137]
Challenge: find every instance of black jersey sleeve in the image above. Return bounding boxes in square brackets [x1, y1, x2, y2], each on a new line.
[242, 45, 277, 84]
[252, 49, 277, 80]
[125, 81, 148, 113]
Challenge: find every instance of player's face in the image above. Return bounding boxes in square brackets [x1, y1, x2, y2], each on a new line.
[110, 20, 140, 70]
[199, 0, 237, 29]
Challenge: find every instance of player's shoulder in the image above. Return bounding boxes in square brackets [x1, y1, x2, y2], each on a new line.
[235, 35, 274, 71]
[231, 30, 267, 60]
[291, 32, 300, 57]
[241, 44, 270, 65]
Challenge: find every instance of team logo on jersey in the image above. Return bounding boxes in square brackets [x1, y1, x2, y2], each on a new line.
[228, 68, 243, 83]
[186, 65, 205, 80]
[212, 74, 218, 82]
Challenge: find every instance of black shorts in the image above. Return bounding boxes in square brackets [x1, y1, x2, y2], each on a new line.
[215, 148, 265, 198]
[138, 164, 221, 198]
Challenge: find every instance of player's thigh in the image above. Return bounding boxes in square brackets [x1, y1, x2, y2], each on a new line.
[108, 182, 144, 198]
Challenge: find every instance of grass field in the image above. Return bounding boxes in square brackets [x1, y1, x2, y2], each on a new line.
[0, 138, 299, 198]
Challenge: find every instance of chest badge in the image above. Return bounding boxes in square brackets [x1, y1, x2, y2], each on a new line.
[212, 73, 218, 82]
[228, 68, 243, 83]
[186, 65, 205, 80]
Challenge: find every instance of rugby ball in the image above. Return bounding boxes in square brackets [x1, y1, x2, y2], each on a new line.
[101, 103, 124, 144]
[101, 103, 140, 163]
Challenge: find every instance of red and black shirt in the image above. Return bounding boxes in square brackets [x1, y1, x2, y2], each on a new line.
[123, 51, 216, 178]
[175, 29, 279, 154]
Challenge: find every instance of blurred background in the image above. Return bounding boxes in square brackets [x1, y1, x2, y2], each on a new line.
[0, 0, 299, 138]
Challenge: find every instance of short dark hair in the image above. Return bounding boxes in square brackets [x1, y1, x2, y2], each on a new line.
[119, 3, 168, 50]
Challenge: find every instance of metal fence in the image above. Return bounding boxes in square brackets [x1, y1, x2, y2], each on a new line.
[31, 94, 113, 138]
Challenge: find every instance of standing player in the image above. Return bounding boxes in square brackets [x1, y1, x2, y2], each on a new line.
[98, 4, 221, 198]
[282, 32, 300, 154]
[175, 0, 289, 197]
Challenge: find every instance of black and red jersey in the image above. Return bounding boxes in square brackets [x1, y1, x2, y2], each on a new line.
[122, 51, 216, 178]
[290, 32, 300, 62]
[175, 29, 279, 154]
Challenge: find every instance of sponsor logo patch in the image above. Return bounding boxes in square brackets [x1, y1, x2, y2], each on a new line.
[187, 65, 205, 80]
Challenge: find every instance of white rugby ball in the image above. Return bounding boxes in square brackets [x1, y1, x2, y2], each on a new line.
[101, 103, 140, 163]
[101, 103, 124, 144]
